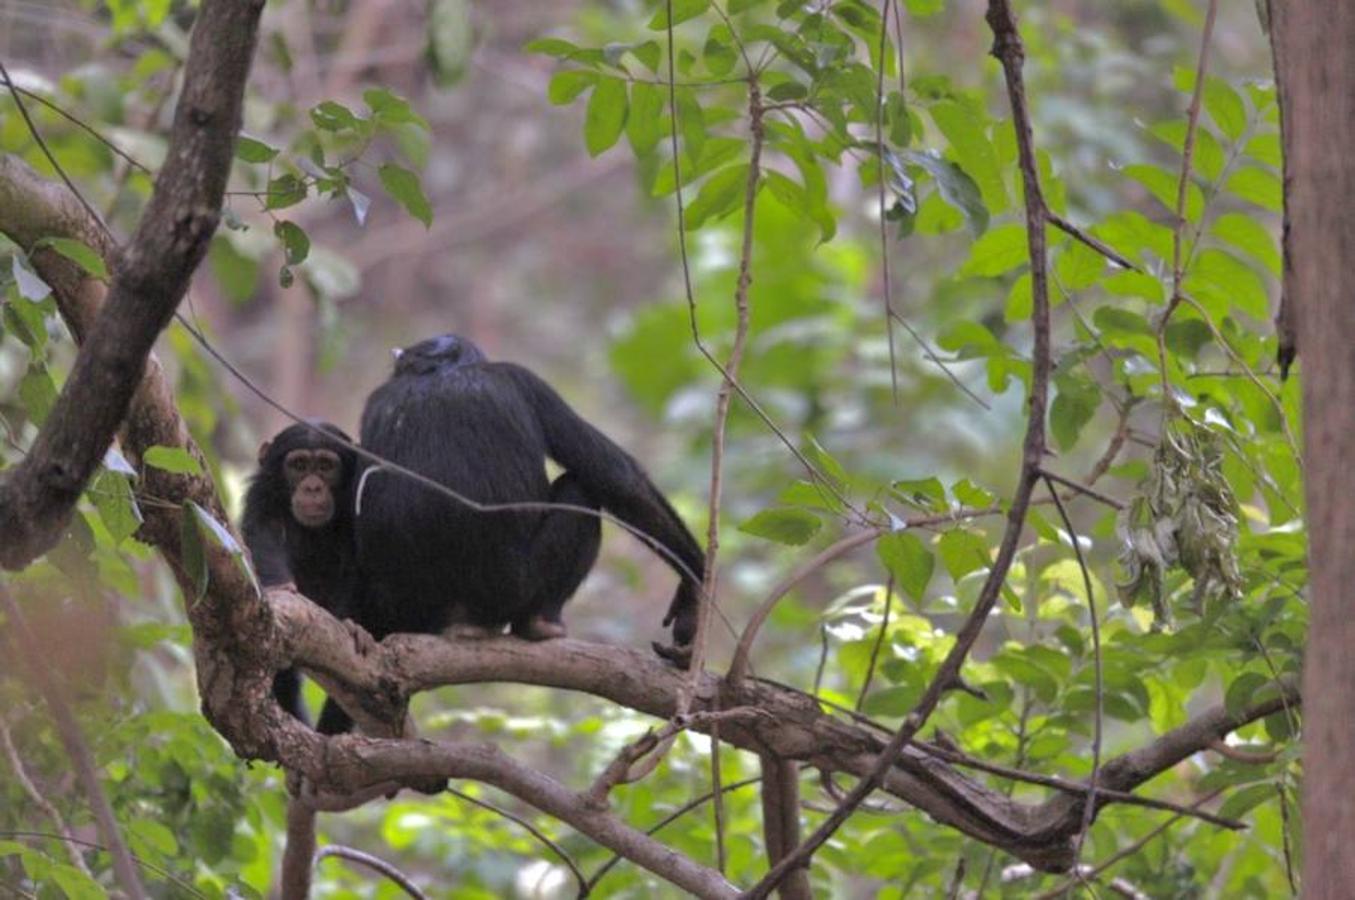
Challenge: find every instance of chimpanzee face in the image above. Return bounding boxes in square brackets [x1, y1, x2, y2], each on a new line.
[284, 448, 343, 527]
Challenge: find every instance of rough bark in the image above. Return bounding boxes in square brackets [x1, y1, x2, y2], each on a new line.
[1269, 4, 1355, 897]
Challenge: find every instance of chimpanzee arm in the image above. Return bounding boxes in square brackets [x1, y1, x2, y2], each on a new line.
[496, 364, 706, 645]
[241, 491, 295, 588]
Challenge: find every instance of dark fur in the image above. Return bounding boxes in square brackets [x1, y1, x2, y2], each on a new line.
[353, 333, 705, 648]
[242, 421, 359, 733]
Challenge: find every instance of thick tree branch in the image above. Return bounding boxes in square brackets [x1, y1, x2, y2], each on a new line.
[0, 0, 264, 570]
[272, 591, 1296, 874]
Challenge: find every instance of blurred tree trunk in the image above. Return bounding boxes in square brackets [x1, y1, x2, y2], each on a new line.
[1269, 4, 1355, 896]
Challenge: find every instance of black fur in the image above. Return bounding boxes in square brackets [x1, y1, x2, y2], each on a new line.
[353, 333, 705, 649]
[241, 421, 359, 733]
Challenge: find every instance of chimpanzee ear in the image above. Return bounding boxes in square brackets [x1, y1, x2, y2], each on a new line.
[257, 440, 272, 467]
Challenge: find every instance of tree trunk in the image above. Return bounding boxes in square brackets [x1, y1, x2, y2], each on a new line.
[1270, 4, 1355, 896]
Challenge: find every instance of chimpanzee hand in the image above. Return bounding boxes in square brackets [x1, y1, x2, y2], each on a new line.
[653, 580, 700, 668]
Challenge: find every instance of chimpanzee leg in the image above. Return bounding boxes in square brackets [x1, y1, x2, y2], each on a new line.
[511, 472, 601, 639]
[273, 668, 309, 725]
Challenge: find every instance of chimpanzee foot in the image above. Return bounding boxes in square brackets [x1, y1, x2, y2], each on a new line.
[513, 615, 567, 641]
[652, 640, 693, 669]
[443, 623, 500, 640]
[341, 618, 378, 656]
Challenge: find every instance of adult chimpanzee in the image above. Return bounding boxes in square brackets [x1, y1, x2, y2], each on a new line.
[242, 421, 363, 732]
[353, 333, 704, 658]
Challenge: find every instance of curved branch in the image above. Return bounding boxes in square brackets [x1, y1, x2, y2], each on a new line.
[273, 591, 1299, 874]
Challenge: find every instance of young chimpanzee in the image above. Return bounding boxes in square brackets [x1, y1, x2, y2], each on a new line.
[242, 421, 363, 732]
[353, 333, 705, 660]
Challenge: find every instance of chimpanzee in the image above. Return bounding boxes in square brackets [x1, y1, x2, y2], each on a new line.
[352, 333, 705, 659]
[241, 421, 363, 732]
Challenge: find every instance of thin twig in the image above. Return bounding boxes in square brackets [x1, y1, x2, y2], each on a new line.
[1039, 468, 1126, 511]
[889, 309, 992, 410]
[1048, 213, 1140, 273]
[447, 787, 588, 897]
[1032, 790, 1224, 900]
[0, 60, 113, 242]
[1156, 0, 1219, 406]
[728, 527, 885, 687]
[581, 776, 763, 896]
[314, 845, 427, 899]
[0, 718, 93, 877]
[3, 83, 152, 175]
[1044, 475, 1104, 866]
[855, 576, 895, 712]
[684, 70, 767, 703]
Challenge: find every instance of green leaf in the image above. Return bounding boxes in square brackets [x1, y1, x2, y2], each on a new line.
[1225, 672, 1269, 718]
[876, 532, 934, 601]
[684, 162, 749, 230]
[904, 0, 945, 15]
[1245, 132, 1282, 168]
[1054, 238, 1104, 290]
[648, 0, 710, 29]
[929, 100, 1007, 213]
[675, 87, 707, 163]
[763, 170, 835, 241]
[1225, 165, 1283, 213]
[235, 135, 279, 163]
[548, 70, 597, 105]
[739, 507, 822, 545]
[886, 91, 911, 146]
[36, 237, 108, 279]
[1203, 77, 1247, 141]
[652, 137, 742, 195]
[959, 223, 1026, 277]
[703, 25, 738, 76]
[18, 366, 57, 425]
[524, 37, 582, 59]
[862, 684, 922, 717]
[1124, 163, 1204, 221]
[90, 470, 143, 545]
[143, 445, 203, 476]
[273, 220, 310, 267]
[264, 173, 307, 210]
[627, 81, 665, 156]
[900, 149, 988, 235]
[1184, 248, 1270, 320]
[310, 99, 364, 132]
[1218, 783, 1275, 821]
[426, 0, 474, 86]
[584, 77, 628, 156]
[378, 164, 433, 227]
[1050, 373, 1101, 452]
[891, 476, 947, 512]
[937, 528, 989, 580]
[1212, 213, 1281, 275]
[50, 865, 103, 900]
[364, 87, 430, 130]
